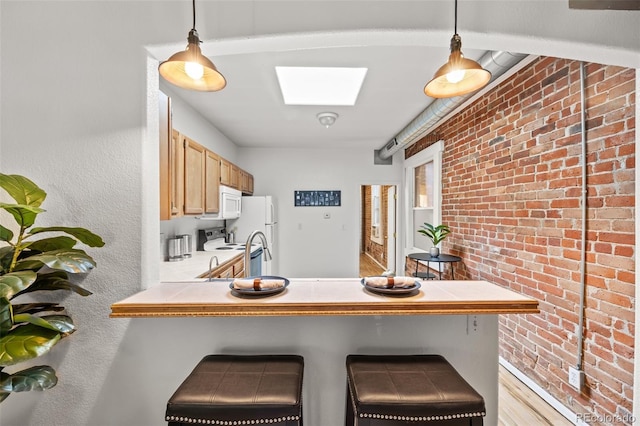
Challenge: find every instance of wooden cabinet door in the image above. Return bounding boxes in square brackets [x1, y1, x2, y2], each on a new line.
[233, 257, 245, 278]
[248, 174, 254, 195]
[215, 262, 234, 279]
[240, 170, 254, 195]
[220, 157, 232, 187]
[205, 150, 220, 214]
[169, 129, 184, 217]
[183, 137, 205, 215]
[159, 93, 185, 220]
[230, 164, 240, 189]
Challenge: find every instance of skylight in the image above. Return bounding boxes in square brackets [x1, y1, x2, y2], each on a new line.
[275, 66, 368, 106]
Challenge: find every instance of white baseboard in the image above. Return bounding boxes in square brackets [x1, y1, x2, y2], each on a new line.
[499, 357, 584, 425]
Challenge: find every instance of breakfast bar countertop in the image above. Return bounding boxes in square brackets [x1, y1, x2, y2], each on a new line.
[110, 278, 539, 317]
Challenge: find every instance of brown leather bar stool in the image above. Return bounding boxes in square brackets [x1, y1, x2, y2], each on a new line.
[166, 354, 304, 426]
[346, 355, 485, 425]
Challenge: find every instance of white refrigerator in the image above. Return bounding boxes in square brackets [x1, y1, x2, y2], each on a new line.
[231, 196, 277, 275]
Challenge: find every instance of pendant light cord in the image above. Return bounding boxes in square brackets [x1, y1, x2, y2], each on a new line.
[192, 0, 196, 30]
[454, 0, 458, 35]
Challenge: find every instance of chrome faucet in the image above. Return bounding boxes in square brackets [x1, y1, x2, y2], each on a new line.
[208, 255, 219, 281]
[244, 230, 272, 276]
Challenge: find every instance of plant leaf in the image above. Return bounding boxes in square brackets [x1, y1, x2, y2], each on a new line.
[0, 203, 44, 228]
[0, 246, 14, 274]
[15, 271, 92, 297]
[12, 314, 76, 335]
[0, 271, 37, 300]
[40, 315, 76, 335]
[0, 224, 13, 243]
[0, 371, 8, 402]
[14, 249, 96, 274]
[0, 298, 13, 334]
[24, 236, 77, 252]
[0, 174, 46, 208]
[0, 365, 57, 395]
[11, 303, 64, 316]
[0, 324, 61, 367]
[29, 227, 105, 248]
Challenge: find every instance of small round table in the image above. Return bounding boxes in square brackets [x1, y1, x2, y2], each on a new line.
[408, 253, 462, 280]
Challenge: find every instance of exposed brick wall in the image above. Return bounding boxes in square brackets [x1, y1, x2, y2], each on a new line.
[406, 57, 635, 424]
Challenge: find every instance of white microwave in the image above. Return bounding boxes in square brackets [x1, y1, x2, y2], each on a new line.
[219, 186, 242, 219]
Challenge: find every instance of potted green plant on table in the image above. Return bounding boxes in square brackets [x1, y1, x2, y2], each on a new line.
[418, 223, 451, 257]
[0, 173, 104, 403]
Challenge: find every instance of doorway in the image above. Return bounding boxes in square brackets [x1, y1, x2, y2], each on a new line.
[359, 184, 397, 277]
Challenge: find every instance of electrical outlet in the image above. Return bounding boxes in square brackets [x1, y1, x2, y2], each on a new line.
[568, 366, 584, 390]
[466, 315, 479, 334]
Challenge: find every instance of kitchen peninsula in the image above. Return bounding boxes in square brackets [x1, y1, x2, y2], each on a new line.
[110, 279, 537, 425]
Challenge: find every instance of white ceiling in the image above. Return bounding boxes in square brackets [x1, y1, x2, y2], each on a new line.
[157, 34, 483, 150]
[148, 1, 640, 151]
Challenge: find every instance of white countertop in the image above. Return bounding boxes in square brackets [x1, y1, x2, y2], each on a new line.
[111, 278, 539, 317]
[159, 250, 243, 281]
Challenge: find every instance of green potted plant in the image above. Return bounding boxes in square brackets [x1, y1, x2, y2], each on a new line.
[418, 223, 451, 257]
[0, 173, 104, 403]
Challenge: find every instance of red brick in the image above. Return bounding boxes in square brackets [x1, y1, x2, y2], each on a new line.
[612, 330, 634, 348]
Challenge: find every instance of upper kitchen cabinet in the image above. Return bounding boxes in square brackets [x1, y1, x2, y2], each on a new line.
[240, 169, 254, 195]
[205, 150, 221, 214]
[183, 136, 206, 215]
[159, 93, 184, 220]
[221, 157, 253, 195]
[231, 164, 240, 189]
[220, 157, 240, 189]
[159, 93, 253, 219]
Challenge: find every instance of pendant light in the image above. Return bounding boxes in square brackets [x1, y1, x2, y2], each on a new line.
[159, 0, 226, 92]
[424, 0, 491, 98]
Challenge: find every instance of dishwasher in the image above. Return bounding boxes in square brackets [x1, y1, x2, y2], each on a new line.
[249, 247, 263, 277]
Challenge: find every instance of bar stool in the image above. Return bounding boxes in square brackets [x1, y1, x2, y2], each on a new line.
[346, 354, 485, 425]
[166, 354, 304, 426]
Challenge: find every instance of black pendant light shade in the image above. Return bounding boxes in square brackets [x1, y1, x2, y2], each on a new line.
[159, 1, 226, 92]
[424, 1, 491, 98]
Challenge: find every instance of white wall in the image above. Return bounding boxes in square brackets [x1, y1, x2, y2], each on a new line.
[238, 147, 402, 277]
[1, 1, 637, 425]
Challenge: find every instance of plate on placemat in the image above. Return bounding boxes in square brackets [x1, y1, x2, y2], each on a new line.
[360, 278, 421, 296]
[229, 276, 290, 297]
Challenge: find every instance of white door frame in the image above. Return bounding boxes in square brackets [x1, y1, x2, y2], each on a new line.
[386, 186, 396, 274]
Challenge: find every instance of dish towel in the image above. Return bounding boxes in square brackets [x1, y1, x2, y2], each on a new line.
[364, 276, 416, 288]
[233, 278, 285, 290]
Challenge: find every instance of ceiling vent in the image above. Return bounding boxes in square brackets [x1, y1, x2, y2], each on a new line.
[385, 137, 398, 151]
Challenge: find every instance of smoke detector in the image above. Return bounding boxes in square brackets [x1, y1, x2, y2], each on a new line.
[317, 112, 338, 128]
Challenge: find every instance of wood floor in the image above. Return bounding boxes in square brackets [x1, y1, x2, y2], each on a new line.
[358, 255, 573, 426]
[359, 252, 385, 277]
[498, 365, 573, 426]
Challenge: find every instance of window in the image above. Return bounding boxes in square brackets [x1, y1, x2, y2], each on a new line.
[404, 141, 444, 253]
